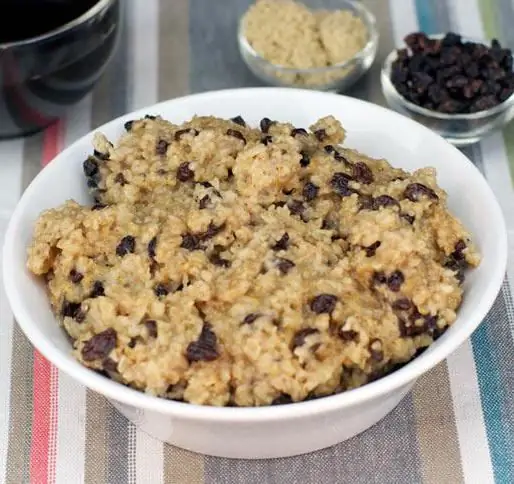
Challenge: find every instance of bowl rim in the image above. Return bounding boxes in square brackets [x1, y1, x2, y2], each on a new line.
[381, 33, 514, 120]
[237, 0, 379, 74]
[0, 0, 117, 49]
[3, 87, 508, 422]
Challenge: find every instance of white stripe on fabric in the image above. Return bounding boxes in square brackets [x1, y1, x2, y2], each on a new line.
[128, 424, 137, 484]
[127, 2, 165, 482]
[54, 95, 92, 484]
[136, 427, 164, 484]
[388, 0, 419, 46]
[127, 0, 159, 111]
[445, 2, 496, 483]
[0, 139, 24, 484]
[447, 342, 495, 484]
[479, 133, 514, 292]
[449, 0, 484, 39]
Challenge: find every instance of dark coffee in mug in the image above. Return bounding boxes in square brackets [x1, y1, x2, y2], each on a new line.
[0, 0, 120, 138]
[0, 0, 99, 43]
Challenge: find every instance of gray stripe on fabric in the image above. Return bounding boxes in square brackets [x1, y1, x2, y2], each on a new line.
[5, 324, 34, 484]
[204, 394, 422, 484]
[346, 0, 396, 106]
[158, 0, 190, 101]
[106, 403, 129, 484]
[495, 0, 514, 48]
[432, 0, 452, 34]
[20, 131, 44, 191]
[189, 0, 265, 93]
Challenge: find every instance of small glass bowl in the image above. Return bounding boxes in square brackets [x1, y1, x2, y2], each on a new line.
[380, 35, 514, 146]
[238, 0, 379, 92]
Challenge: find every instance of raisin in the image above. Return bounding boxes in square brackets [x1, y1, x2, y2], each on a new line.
[186, 323, 219, 362]
[116, 235, 136, 256]
[230, 115, 246, 127]
[365, 241, 381, 257]
[288, 200, 306, 217]
[90, 281, 105, 298]
[271, 233, 289, 251]
[453, 240, 467, 259]
[314, 129, 327, 141]
[324, 145, 335, 153]
[226, 129, 246, 144]
[262, 135, 273, 146]
[291, 128, 308, 137]
[209, 252, 231, 268]
[368, 338, 384, 361]
[404, 183, 438, 202]
[176, 162, 194, 182]
[310, 294, 338, 314]
[227, 168, 234, 180]
[335, 151, 352, 165]
[272, 394, 293, 405]
[352, 162, 374, 184]
[69, 269, 83, 284]
[124, 120, 134, 131]
[114, 173, 127, 186]
[144, 320, 158, 338]
[400, 213, 415, 224]
[387, 270, 405, 292]
[174, 128, 198, 141]
[92, 203, 107, 211]
[148, 237, 157, 259]
[303, 182, 319, 201]
[373, 195, 400, 210]
[145, 114, 156, 120]
[156, 139, 169, 155]
[371, 271, 387, 286]
[359, 195, 374, 210]
[260, 117, 274, 133]
[392, 298, 412, 311]
[200, 222, 225, 240]
[180, 233, 202, 251]
[82, 328, 117, 361]
[299, 150, 310, 167]
[83, 158, 98, 177]
[338, 322, 359, 341]
[102, 358, 118, 373]
[62, 300, 82, 319]
[199, 195, 210, 209]
[242, 313, 261, 324]
[291, 328, 319, 349]
[276, 258, 295, 275]
[94, 150, 109, 161]
[331, 172, 354, 196]
[154, 283, 169, 297]
[470, 95, 497, 112]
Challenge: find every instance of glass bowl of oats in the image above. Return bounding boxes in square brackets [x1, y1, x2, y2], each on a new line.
[238, 0, 379, 91]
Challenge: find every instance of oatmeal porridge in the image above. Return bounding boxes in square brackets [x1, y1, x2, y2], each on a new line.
[27, 114, 480, 407]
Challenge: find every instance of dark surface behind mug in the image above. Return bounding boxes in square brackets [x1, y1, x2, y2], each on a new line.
[0, 0, 120, 138]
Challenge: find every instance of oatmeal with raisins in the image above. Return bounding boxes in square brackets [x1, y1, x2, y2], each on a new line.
[26, 114, 480, 407]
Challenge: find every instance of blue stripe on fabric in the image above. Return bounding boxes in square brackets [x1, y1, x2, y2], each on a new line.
[414, 0, 439, 35]
[471, 284, 514, 484]
[416, 2, 514, 482]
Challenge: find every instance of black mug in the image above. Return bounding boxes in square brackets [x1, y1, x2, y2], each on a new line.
[0, 0, 120, 138]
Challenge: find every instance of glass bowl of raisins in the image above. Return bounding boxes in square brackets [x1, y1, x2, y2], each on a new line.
[381, 32, 514, 146]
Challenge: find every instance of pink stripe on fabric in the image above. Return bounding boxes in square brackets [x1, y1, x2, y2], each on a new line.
[29, 120, 64, 484]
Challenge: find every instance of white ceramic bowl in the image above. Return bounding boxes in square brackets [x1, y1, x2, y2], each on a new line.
[3, 88, 507, 459]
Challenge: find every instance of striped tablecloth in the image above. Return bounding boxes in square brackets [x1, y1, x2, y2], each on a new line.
[1, 1, 514, 483]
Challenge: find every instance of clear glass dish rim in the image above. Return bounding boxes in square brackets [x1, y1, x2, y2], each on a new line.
[381, 33, 514, 121]
[237, 0, 379, 75]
